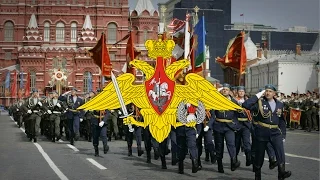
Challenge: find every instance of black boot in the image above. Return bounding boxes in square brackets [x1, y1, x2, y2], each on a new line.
[255, 168, 261, 180]
[191, 159, 199, 173]
[146, 151, 151, 163]
[33, 137, 37, 143]
[171, 152, 177, 165]
[245, 152, 252, 166]
[70, 137, 74, 145]
[198, 159, 202, 170]
[103, 144, 109, 154]
[137, 146, 144, 156]
[128, 146, 132, 156]
[269, 157, 277, 170]
[94, 146, 99, 157]
[231, 157, 240, 171]
[161, 156, 167, 169]
[88, 135, 92, 142]
[178, 161, 184, 174]
[56, 136, 61, 142]
[154, 148, 159, 160]
[278, 164, 291, 180]
[210, 151, 217, 164]
[205, 150, 210, 162]
[217, 159, 224, 173]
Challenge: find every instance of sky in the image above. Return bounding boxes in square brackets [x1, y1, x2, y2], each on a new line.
[129, 0, 320, 30]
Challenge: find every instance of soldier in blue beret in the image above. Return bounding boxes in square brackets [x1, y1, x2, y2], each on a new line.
[211, 83, 240, 173]
[234, 86, 252, 167]
[242, 84, 291, 180]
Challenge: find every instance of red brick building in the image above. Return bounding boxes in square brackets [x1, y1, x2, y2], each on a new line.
[0, 0, 159, 105]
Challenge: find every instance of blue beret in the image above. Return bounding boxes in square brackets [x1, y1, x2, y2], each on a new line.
[32, 89, 38, 93]
[71, 88, 77, 91]
[222, 83, 231, 89]
[265, 84, 277, 91]
[259, 88, 264, 92]
[237, 86, 245, 91]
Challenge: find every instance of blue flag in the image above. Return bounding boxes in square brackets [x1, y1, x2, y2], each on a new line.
[5, 71, 10, 89]
[20, 72, 24, 89]
[194, 16, 206, 67]
[87, 73, 92, 92]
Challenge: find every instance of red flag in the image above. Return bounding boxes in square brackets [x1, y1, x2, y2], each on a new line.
[290, 108, 302, 124]
[93, 74, 98, 92]
[25, 72, 30, 97]
[89, 33, 112, 77]
[126, 31, 141, 75]
[11, 71, 17, 98]
[216, 31, 247, 74]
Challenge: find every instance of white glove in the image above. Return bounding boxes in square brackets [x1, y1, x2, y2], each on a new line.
[111, 110, 114, 113]
[256, 90, 266, 99]
[283, 138, 285, 143]
[99, 121, 105, 127]
[62, 91, 71, 96]
[16, 109, 19, 111]
[218, 87, 223, 92]
[38, 101, 42, 106]
[27, 110, 32, 114]
[80, 118, 83, 122]
[196, 134, 199, 139]
[56, 103, 61, 108]
[47, 110, 52, 114]
[204, 126, 209, 132]
[118, 111, 122, 115]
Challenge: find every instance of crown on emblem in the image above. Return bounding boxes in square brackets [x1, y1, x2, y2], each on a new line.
[145, 34, 175, 59]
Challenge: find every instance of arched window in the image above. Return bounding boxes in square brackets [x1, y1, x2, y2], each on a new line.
[4, 21, 14, 41]
[143, 29, 148, 43]
[71, 22, 77, 43]
[107, 23, 117, 44]
[72, 0, 77, 4]
[83, 71, 92, 93]
[56, 22, 65, 42]
[30, 71, 36, 90]
[44, 22, 50, 42]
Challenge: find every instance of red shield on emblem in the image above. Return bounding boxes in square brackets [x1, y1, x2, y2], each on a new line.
[145, 57, 175, 115]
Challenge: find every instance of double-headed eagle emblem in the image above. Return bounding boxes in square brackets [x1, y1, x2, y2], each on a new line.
[78, 37, 242, 143]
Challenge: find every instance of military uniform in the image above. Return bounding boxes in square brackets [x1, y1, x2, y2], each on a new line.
[46, 92, 67, 142]
[13, 100, 24, 128]
[21, 89, 49, 142]
[176, 103, 199, 174]
[235, 86, 252, 167]
[91, 110, 109, 156]
[196, 110, 216, 169]
[212, 83, 240, 173]
[59, 88, 84, 145]
[243, 84, 291, 180]
[123, 104, 144, 157]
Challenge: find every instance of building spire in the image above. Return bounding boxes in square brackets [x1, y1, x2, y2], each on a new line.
[28, 14, 38, 29]
[82, 15, 93, 30]
[134, 0, 156, 16]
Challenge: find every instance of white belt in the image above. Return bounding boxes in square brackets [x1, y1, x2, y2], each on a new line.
[33, 110, 39, 113]
[53, 111, 61, 114]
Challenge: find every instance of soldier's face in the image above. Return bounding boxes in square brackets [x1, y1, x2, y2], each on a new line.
[71, 90, 76, 96]
[49, 94, 53, 98]
[265, 89, 275, 100]
[33, 92, 38, 98]
[222, 88, 230, 96]
[238, 90, 245, 97]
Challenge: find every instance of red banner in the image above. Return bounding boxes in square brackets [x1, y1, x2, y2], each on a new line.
[89, 33, 112, 77]
[290, 108, 302, 124]
[216, 31, 247, 74]
[126, 31, 140, 75]
[25, 72, 30, 97]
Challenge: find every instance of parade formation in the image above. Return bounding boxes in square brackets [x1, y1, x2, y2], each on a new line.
[6, 27, 319, 179]
[1, 1, 319, 179]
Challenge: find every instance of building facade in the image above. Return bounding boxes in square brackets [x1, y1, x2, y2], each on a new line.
[245, 35, 320, 95]
[0, 0, 159, 105]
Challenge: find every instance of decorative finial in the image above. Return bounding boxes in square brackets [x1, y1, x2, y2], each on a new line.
[194, 6, 200, 15]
